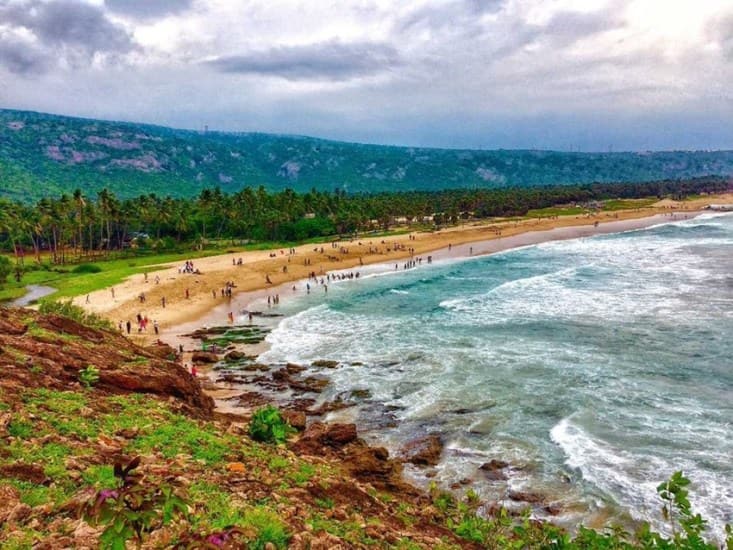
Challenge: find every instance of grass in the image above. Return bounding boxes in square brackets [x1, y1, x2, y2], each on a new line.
[602, 198, 657, 211]
[526, 205, 587, 217]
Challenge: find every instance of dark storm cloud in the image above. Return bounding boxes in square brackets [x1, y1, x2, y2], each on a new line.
[0, 0, 134, 73]
[0, 37, 49, 74]
[105, 0, 194, 19]
[206, 40, 401, 81]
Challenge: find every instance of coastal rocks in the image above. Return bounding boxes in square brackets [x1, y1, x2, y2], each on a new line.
[224, 350, 247, 362]
[479, 459, 509, 481]
[399, 434, 444, 466]
[143, 342, 177, 360]
[291, 422, 358, 455]
[0, 307, 214, 418]
[344, 446, 403, 486]
[508, 490, 547, 505]
[311, 359, 339, 368]
[191, 351, 219, 364]
[281, 410, 307, 431]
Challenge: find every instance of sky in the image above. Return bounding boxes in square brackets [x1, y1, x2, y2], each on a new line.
[0, 0, 731, 151]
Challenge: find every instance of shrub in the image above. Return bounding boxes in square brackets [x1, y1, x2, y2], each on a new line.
[39, 300, 114, 331]
[79, 365, 100, 388]
[0, 255, 13, 286]
[72, 263, 102, 274]
[248, 405, 293, 444]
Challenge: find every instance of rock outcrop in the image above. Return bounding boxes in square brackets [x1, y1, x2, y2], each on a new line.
[0, 307, 213, 417]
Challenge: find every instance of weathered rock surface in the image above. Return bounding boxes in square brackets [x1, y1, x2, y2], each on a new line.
[0, 307, 213, 417]
[399, 434, 443, 466]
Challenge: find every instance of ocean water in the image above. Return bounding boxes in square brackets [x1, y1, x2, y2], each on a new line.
[257, 213, 733, 540]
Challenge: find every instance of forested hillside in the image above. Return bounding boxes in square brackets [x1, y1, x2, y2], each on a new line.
[2, 108, 733, 201]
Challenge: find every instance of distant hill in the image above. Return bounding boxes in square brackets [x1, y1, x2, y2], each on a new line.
[2, 108, 733, 201]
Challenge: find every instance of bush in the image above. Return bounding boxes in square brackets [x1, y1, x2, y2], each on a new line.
[39, 300, 114, 331]
[72, 263, 102, 274]
[248, 405, 293, 444]
[0, 255, 12, 287]
[79, 365, 100, 388]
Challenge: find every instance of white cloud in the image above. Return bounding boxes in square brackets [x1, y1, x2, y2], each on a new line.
[0, 0, 731, 150]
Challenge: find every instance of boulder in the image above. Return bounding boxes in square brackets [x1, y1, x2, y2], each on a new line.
[290, 422, 358, 454]
[191, 351, 220, 364]
[281, 410, 307, 431]
[224, 350, 247, 362]
[399, 435, 443, 466]
[311, 359, 339, 368]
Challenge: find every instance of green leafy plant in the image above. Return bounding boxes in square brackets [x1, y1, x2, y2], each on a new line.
[248, 405, 293, 444]
[79, 365, 100, 388]
[83, 456, 188, 550]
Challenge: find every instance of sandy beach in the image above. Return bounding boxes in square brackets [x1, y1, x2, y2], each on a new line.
[74, 193, 733, 345]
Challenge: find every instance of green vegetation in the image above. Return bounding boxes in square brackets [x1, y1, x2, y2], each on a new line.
[2, 108, 733, 201]
[1, 384, 731, 548]
[0, 176, 728, 304]
[38, 300, 113, 330]
[249, 405, 294, 444]
[78, 365, 100, 388]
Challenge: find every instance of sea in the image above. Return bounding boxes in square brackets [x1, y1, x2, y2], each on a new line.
[254, 213, 733, 541]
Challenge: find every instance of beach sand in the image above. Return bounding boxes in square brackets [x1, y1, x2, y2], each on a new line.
[74, 193, 733, 345]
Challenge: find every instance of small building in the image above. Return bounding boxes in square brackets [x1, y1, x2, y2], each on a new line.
[706, 204, 733, 211]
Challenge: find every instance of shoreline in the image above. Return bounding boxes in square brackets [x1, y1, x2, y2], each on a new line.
[80, 202, 724, 349]
[160, 209, 697, 349]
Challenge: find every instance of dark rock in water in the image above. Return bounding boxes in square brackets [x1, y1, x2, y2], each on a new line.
[479, 459, 509, 471]
[234, 391, 270, 409]
[286, 363, 306, 374]
[290, 376, 329, 393]
[281, 410, 307, 431]
[399, 434, 443, 466]
[459, 478, 472, 485]
[544, 503, 563, 516]
[312, 359, 339, 368]
[349, 388, 372, 399]
[243, 363, 270, 372]
[310, 398, 353, 415]
[482, 469, 507, 481]
[508, 490, 546, 505]
[480, 459, 509, 480]
[191, 351, 219, 364]
[272, 368, 290, 381]
[224, 350, 247, 362]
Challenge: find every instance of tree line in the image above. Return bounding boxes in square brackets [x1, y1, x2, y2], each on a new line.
[0, 176, 729, 265]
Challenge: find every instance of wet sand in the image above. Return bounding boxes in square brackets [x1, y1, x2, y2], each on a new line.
[74, 194, 732, 346]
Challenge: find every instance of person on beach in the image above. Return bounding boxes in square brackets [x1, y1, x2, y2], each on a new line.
[126, 320, 131, 334]
[227, 311, 234, 324]
[161, 296, 166, 308]
[185, 288, 190, 299]
[190, 364, 197, 377]
[153, 320, 159, 335]
[111, 288, 115, 299]
[266, 274, 272, 284]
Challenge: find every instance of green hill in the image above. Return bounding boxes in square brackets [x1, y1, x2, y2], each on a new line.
[2, 108, 733, 201]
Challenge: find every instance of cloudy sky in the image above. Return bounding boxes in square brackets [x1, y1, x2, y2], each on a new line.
[0, 0, 731, 151]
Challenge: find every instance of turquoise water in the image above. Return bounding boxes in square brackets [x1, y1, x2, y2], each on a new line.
[258, 213, 733, 539]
